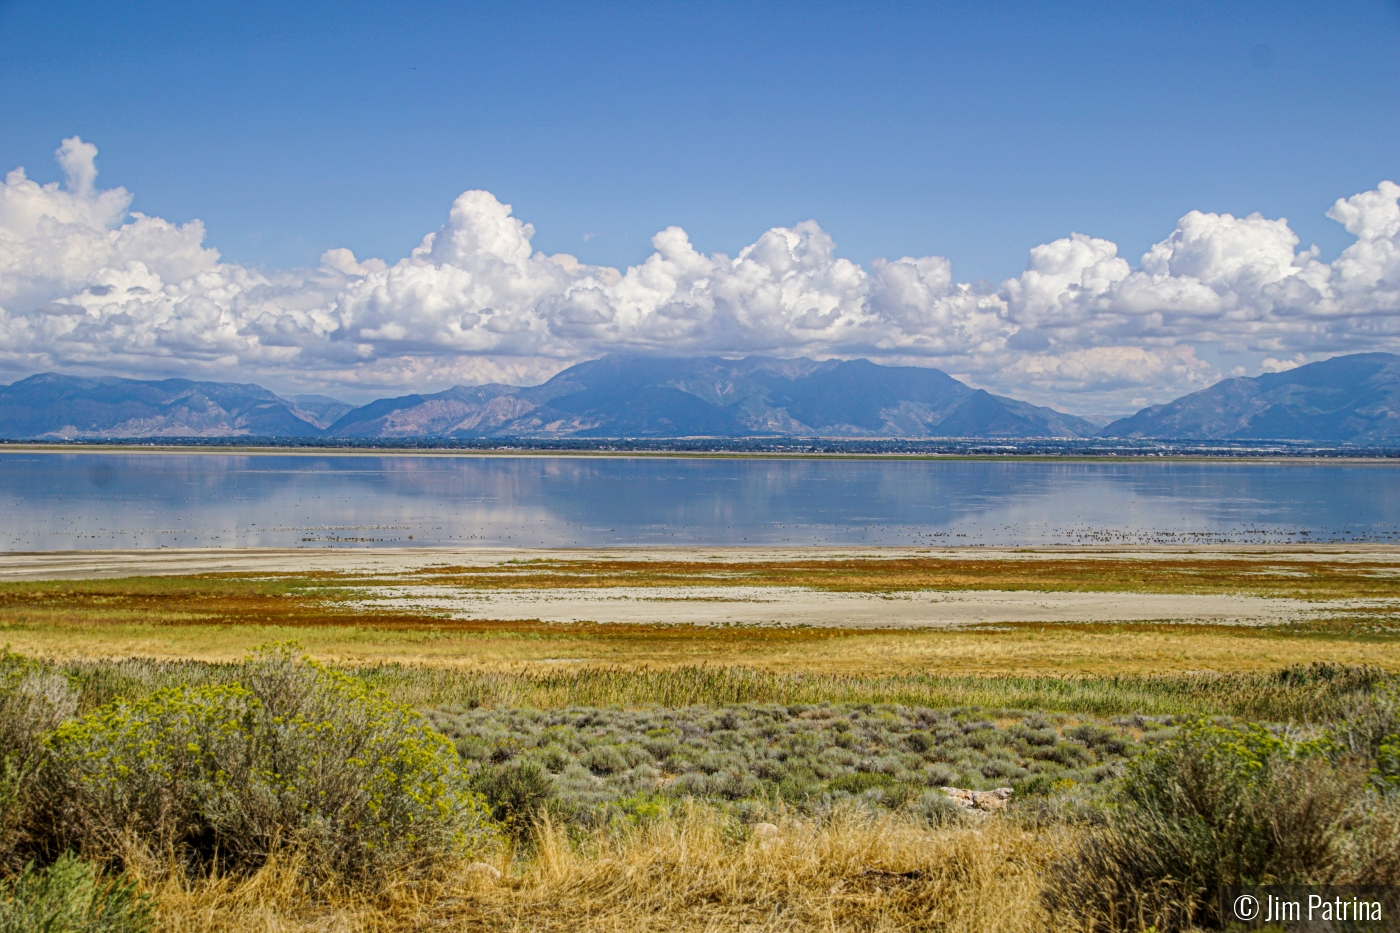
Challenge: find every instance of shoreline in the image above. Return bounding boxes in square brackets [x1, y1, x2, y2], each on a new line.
[1, 442, 1398, 464]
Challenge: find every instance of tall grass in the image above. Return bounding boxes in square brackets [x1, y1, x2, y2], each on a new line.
[58, 657, 1395, 722]
[143, 806, 1067, 933]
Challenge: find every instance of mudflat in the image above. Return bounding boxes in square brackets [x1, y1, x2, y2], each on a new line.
[4, 544, 1400, 629]
[345, 583, 1351, 627]
[2, 542, 1398, 579]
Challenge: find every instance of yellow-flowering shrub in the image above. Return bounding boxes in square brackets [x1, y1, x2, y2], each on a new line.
[46, 647, 496, 881]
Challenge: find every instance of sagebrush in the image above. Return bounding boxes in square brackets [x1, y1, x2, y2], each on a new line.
[1046, 718, 1400, 932]
[431, 702, 1144, 827]
[0, 853, 150, 933]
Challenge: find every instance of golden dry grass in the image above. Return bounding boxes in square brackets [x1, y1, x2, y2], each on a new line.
[413, 554, 1400, 600]
[5, 616, 1400, 677]
[145, 808, 1068, 933]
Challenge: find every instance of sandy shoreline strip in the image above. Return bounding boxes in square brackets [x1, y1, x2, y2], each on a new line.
[346, 583, 1375, 628]
[2, 543, 1399, 580]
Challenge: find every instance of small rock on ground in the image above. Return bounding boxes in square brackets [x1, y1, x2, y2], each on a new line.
[465, 862, 503, 882]
[940, 787, 1013, 811]
[751, 822, 780, 840]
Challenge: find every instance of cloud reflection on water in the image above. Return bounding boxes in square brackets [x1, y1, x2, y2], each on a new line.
[0, 454, 1396, 550]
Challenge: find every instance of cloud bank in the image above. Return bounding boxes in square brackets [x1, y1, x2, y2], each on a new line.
[3, 138, 1399, 414]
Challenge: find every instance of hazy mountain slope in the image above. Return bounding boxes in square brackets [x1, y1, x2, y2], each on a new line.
[325, 385, 530, 437]
[1101, 352, 1400, 440]
[749, 358, 966, 431]
[291, 395, 354, 428]
[474, 356, 755, 437]
[0, 374, 325, 438]
[324, 355, 1097, 438]
[934, 390, 1097, 438]
[741, 358, 1097, 437]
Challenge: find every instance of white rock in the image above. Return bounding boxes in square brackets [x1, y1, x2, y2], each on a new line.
[940, 786, 1013, 811]
[464, 861, 503, 883]
[751, 822, 780, 840]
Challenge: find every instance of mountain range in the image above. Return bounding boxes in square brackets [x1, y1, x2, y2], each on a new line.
[1, 352, 1398, 442]
[323, 356, 1098, 439]
[0, 356, 1097, 440]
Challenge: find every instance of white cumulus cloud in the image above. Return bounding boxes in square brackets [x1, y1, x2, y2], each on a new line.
[3, 137, 1400, 414]
[999, 345, 1215, 396]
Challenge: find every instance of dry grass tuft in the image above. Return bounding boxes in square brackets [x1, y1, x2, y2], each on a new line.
[142, 850, 460, 933]
[145, 808, 1070, 932]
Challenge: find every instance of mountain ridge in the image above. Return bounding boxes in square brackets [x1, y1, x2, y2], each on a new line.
[6, 352, 1399, 442]
[0, 373, 328, 438]
[1100, 352, 1400, 441]
[321, 355, 1099, 439]
[0, 355, 1097, 440]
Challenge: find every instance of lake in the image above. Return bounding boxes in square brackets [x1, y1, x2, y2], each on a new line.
[1, 452, 1397, 550]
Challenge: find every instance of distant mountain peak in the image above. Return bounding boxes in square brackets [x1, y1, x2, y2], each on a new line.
[1100, 352, 1400, 441]
[0, 373, 331, 439]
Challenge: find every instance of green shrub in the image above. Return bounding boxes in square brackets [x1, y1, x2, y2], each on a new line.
[1011, 724, 1058, 747]
[534, 744, 572, 773]
[0, 655, 77, 870]
[708, 768, 758, 800]
[45, 647, 496, 881]
[0, 853, 150, 933]
[0, 657, 76, 766]
[1046, 720, 1396, 932]
[1066, 723, 1132, 756]
[488, 737, 525, 763]
[914, 790, 966, 827]
[828, 772, 897, 795]
[453, 735, 490, 760]
[1378, 734, 1400, 791]
[1336, 685, 1400, 792]
[1033, 742, 1091, 767]
[1014, 772, 1070, 797]
[471, 760, 554, 838]
[580, 745, 629, 776]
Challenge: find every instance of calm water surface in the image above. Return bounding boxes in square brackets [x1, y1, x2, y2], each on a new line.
[1, 452, 1398, 550]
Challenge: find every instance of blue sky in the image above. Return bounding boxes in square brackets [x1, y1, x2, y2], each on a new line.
[1, 1, 1398, 414]
[4, 0, 1396, 277]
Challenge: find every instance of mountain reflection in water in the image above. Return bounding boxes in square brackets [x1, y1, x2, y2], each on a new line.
[0, 453, 1397, 550]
